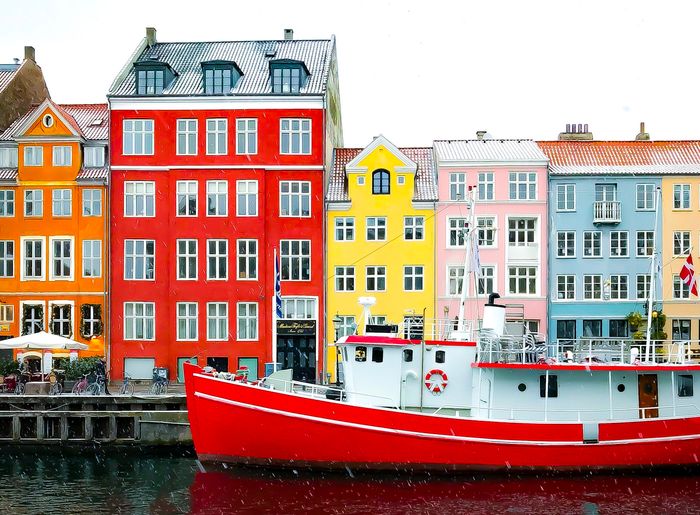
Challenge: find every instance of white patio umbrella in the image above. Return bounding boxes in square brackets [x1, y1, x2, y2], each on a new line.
[0, 331, 88, 376]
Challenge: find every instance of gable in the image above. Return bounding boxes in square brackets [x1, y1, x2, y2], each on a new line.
[15, 100, 82, 140]
[345, 135, 417, 174]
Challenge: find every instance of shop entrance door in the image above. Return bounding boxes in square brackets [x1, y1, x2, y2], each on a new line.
[276, 335, 316, 382]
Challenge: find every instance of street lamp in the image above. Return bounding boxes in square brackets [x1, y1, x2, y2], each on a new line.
[332, 314, 343, 386]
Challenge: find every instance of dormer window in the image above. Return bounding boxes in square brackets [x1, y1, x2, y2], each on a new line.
[134, 62, 176, 95]
[372, 169, 390, 195]
[270, 60, 309, 94]
[202, 61, 242, 95]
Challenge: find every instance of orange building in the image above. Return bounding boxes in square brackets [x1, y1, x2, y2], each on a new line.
[0, 99, 109, 360]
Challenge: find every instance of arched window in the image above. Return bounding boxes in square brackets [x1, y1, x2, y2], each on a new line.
[372, 169, 390, 194]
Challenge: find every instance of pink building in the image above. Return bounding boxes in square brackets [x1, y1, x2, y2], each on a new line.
[434, 139, 549, 337]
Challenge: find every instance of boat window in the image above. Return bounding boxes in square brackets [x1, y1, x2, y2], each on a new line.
[517, 383, 526, 392]
[355, 346, 367, 362]
[371, 347, 384, 363]
[403, 349, 413, 362]
[435, 350, 445, 364]
[678, 375, 694, 397]
[617, 384, 625, 393]
[539, 375, 558, 398]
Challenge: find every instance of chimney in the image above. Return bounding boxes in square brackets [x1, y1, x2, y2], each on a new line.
[476, 130, 487, 140]
[284, 29, 294, 41]
[24, 46, 35, 62]
[146, 27, 157, 47]
[636, 122, 650, 141]
[558, 122, 593, 141]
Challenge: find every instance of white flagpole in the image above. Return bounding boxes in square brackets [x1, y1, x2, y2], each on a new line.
[645, 187, 662, 362]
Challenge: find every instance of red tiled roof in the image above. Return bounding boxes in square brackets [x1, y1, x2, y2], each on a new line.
[0, 101, 107, 141]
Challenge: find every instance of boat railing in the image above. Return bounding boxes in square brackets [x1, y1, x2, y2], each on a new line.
[259, 377, 399, 408]
[367, 317, 475, 342]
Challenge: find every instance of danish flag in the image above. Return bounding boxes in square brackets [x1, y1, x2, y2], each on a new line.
[680, 254, 698, 296]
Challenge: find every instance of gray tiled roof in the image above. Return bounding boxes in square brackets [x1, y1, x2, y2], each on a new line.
[434, 139, 548, 163]
[0, 63, 20, 93]
[0, 168, 17, 182]
[328, 147, 437, 203]
[110, 39, 334, 97]
[77, 167, 109, 181]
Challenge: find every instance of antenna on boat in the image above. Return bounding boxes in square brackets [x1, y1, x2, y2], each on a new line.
[644, 187, 662, 362]
[358, 296, 376, 334]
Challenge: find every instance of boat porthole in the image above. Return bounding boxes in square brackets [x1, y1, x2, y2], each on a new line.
[518, 383, 526, 392]
[617, 384, 625, 392]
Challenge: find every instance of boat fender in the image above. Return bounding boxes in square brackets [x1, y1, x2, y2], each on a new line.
[424, 369, 448, 394]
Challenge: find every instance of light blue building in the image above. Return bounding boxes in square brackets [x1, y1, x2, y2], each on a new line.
[539, 138, 662, 345]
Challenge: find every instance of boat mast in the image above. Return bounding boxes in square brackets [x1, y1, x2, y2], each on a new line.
[645, 187, 662, 362]
[456, 187, 478, 338]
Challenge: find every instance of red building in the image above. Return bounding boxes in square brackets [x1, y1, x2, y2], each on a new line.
[108, 28, 343, 382]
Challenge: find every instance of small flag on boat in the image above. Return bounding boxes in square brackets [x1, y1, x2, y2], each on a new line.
[471, 232, 482, 277]
[680, 254, 698, 296]
[274, 248, 283, 318]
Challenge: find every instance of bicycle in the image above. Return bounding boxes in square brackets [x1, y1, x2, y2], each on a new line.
[87, 375, 106, 396]
[150, 376, 169, 395]
[71, 374, 89, 394]
[119, 374, 134, 396]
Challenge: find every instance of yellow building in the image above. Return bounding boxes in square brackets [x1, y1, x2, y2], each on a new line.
[661, 172, 700, 344]
[325, 136, 437, 380]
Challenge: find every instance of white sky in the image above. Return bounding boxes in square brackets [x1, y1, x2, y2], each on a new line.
[2, 0, 699, 146]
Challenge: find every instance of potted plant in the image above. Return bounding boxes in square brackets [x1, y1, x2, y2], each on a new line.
[627, 312, 644, 333]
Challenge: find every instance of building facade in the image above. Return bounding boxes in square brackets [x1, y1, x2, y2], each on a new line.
[0, 99, 109, 361]
[108, 28, 343, 382]
[433, 139, 549, 336]
[0, 46, 50, 133]
[326, 136, 437, 381]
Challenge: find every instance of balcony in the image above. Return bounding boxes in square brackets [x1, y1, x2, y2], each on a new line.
[593, 201, 621, 224]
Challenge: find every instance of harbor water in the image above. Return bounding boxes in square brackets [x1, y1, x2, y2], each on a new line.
[2, 449, 700, 514]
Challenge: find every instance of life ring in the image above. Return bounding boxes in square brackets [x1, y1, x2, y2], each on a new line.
[424, 369, 448, 394]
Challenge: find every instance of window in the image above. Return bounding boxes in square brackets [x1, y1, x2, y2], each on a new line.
[177, 239, 197, 280]
[583, 231, 602, 257]
[673, 275, 690, 299]
[371, 347, 384, 363]
[357, 176, 365, 186]
[477, 217, 496, 247]
[124, 181, 155, 217]
[355, 346, 367, 362]
[0, 305, 14, 323]
[366, 217, 387, 241]
[204, 67, 235, 95]
[678, 375, 694, 397]
[404, 217, 424, 240]
[636, 184, 655, 210]
[207, 239, 228, 280]
[122, 119, 154, 155]
[674, 231, 691, 256]
[583, 275, 602, 299]
[672, 319, 692, 341]
[404, 265, 424, 291]
[447, 265, 465, 296]
[237, 302, 258, 340]
[595, 183, 617, 201]
[136, 69, 164, 94]
[236, 180, 258, 216]
[272, 66, 304, 93]
[124, 302, 155, 340]
[556, 231, 575, 258]
[557, 275, 575, 300]
[335, 218, 354, 241]
[366, 266, 386, 292]
[176, 119, 198, 155]
[372, 169, 390, 195]
[207, 302, 228, 341]
[0, 147, 18, 167]
[477, 266, 495, 295]
[478, 172, 494, 201]
[206, 119, 227, 155]
[397, 175, 405, 185]
[24, 146, 43, 166]
[335, 266, 355, 292]
[52, 189, 71, 217]
[280, 240, 310, 281]
[23, 239, 44, 279]
[24, 190, 43, 217]
[583, 320, 602, 337]
[83, 146, 105, 167]
[448, 218, 468, 248]
[609, 275, 628, 300]
[52, 146, 72, 166]
[0, 241, 14, 277]
[280, 298, 316, 319]
[557, 320, 576, 342]
[539, 375, 558, 398]
[0, 190, 14, 217]
[51, 238, 72, 279]
[206, 180, 228, 216]
[22, 304, 44, 334]
[237, 239, 257, 280]
[336, 316, 356, 339]
[449, 173, 466, 200]
[124, 240, 155, 280]
[177, 302, 197, 341]
[637, 274, 651, 300]
[674, 184, 691, 209]
[280, 181, 311, 217]
[509, 172, 537, 200]
[280, 119, 311, 155]
[556, 184, 575, 211]
[236, 119, 257, 154]
[508, 218, 536, 246]
[609, 320, 629, 338]
[82, 240, 101, 278]
[435, 350, 446, 364]
[610, 231, 628, 257]
[176, 181, 197, 216]
[636, 231, 654, 257]
[82, 189, 101, 216]
[50, 304, 71, 337]
[508, 266, 537, 295]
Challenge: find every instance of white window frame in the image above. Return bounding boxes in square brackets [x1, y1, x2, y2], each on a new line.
[0, 147, 18, 168]
[280, 297, 317, 319]
[610, 231, 629, 258]
[206, 239, 228, 280]
[176, 119, 198, 156]
[176, 180, 198, 217]
[673, 275, 690, 299]
[447, 265, 465, 296]
[176, 239, 198, 281]
[206, 180, 228, 217]
[82, 304, 101, 338]
[236, 180, 258, 217]
[508, 266, 537, 295]
[206, 302, 229, 341]
[52, 146, 72, 167]
[673, 231, 691, 257]
[556, 231, 575, 258]
[124, 181, 155, 217]
[124, 239, 155, 281]
[509, 172, 537, 200]
[556, 274, 575, 300]
[477, 217, 496, 248]
[24, 189, 43, 217]
[508, 218, 536, 247]
[477, 265, 495, 295]
[0, 189, 14, 217]
[366, 266, 386, 292]
[24, 146, 43, 166]
[83, 146, 105, 167]
[584, 275, 603, 300]
[0, 240, 14, 278]
[206, 118, 228, 155]
[478, 172, 495, 201]
[636, 231, 654, 257]
[122, 119, 154, 156]
[52, 189, 72, 217]
[280, 181, 311, 217]
[449, 173, 466, 201]
[583, 231, 602, 258]
[404, 216, 424, 241]
[237, 302, 258, 341]
[609, 275, 629, 300]
[334, 217, 355, 242]
[335, 266, 355, 292]
[366, 217, 387, 242]
[236, 239, 258, 280]
[123, 302, 155, 340]
[49, 302, 73, 337]
[556, 183, 576, 211]
[20, 237, 45, 281]
[674, 184, 691, 210]
[176, 302, 198, 341]
[636, 274, 651, 300]
[82, 239, 102, 278]
[49, 236, 73, 281]
[403, 265, 424, 292]
[447, 217, 468, 249]
[636, 183, 655, 211]
[20, 301, 45, 335]
[236, 118, 258, 155]
[0, 304, 14, 323]
[280, 118, 312, 155]
[82, 189, 102, 217]
[280, 239, 311, 281]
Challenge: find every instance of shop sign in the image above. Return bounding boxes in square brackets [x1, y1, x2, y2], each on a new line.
[0, 324, 9, 332]
[277, 320, 316, 336]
